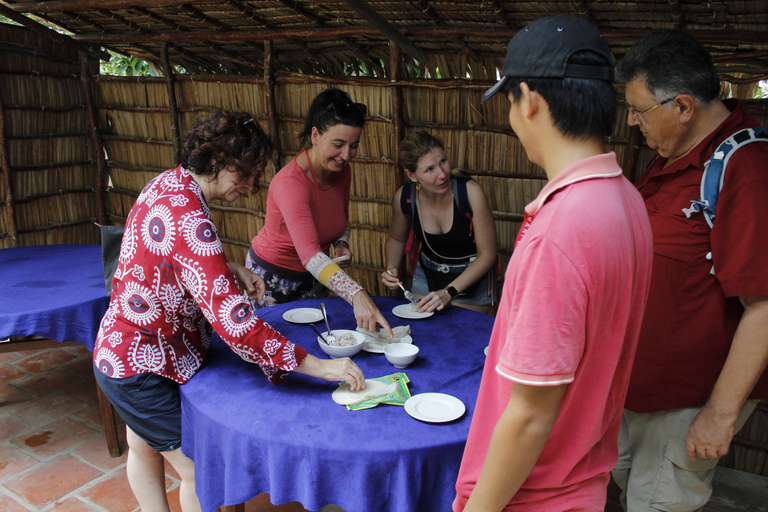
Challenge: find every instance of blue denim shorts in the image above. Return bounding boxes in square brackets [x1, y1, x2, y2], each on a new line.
[93, 363, 181, 452]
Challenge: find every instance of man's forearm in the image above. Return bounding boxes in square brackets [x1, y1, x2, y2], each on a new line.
[463, 383, 566, 512]
[707, 296, 768, 418]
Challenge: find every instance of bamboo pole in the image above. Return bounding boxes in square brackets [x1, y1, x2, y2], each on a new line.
[161, 43, 182, 164]
[79, 50, 108, 225]
[4, 105, 85, 113]
[11, 160, 94, 173]
[0, 87, 19, 246]
[68, 25, 768, 47]
[14, 187, 94, 205]
[264, 40, 281, 173]
[0, 3, 109, 60]
[7, 132, 88, 140]
[390, 40, 404, 190]
[18, 218, 95, 234]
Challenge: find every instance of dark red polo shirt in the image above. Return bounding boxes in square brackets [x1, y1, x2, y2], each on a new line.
[625, 99, 768, 413]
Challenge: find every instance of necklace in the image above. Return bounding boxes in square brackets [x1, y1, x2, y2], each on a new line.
[420, 191, 442, 222]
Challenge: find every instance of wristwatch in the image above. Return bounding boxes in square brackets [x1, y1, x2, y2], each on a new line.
[446, 286, 459, 299]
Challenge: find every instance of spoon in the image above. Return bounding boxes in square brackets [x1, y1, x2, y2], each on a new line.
[318, 303, 336, 345]
[308, 322, 329, 344]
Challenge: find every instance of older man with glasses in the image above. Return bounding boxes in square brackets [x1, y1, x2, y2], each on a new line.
[611, 30, 768, 512]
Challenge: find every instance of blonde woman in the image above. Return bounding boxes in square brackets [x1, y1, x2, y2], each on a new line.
[382, 131, 497, 315]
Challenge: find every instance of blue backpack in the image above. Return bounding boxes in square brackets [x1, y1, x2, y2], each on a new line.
[683, 126, 768, 227]
[682, 126, 768, 274]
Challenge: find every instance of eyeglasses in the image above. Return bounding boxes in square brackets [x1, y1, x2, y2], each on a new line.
[628, 96, 676, 121]
[325, 100, 367, 118]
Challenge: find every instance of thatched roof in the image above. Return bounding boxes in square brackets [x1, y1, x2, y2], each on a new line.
[2, 0, 767, 82]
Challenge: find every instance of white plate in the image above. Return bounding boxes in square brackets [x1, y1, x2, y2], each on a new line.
[392, 304, 434, 320]
[282, 308, 323, 324]
[484, 346, 489, 356]
[362, 335, 413, 354]
[405, 393, 466, 423]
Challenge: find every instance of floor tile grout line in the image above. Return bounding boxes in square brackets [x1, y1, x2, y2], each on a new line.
[0, 482, 38, 511]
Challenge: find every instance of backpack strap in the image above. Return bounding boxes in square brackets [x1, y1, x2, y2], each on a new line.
[681, 126, 768, 275]
[453, 177, 472, 216]
[683, 126, 768, 228]
[400, 180, 418, 223]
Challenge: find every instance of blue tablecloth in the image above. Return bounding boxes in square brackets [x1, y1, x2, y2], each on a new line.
[180, 296, 494, 512]
[0, 244, 109, 351]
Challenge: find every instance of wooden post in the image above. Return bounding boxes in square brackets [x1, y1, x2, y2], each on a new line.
[389, 40, 407, 289]
[264, 40, 282, 174]
[79, 51, 109, 226]
[0, 87, 19, 246]
[389, 41, 404, 190]
[161, 43, 182, 165]
[624, 124, 643, 182]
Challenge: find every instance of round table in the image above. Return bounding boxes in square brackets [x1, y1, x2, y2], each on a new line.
[0, 244, 109, 350]
[180, 295, 494, 512]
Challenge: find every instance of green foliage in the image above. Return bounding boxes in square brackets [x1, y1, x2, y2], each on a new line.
[758, 80, 768, 99]
[100, 51, 159, 76]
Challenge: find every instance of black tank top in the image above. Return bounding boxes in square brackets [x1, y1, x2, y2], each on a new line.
[401, 179, 476, 264]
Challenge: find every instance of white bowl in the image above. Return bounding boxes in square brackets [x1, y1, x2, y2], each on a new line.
[317, 329, 365, 359]
[384, 343, 419, 368]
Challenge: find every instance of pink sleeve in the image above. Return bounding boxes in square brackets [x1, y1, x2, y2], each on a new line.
[173, 200, 307, 384]
[496, 237, 587, 386]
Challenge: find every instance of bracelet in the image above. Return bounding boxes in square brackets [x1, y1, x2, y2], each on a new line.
[446, 286, 459, 299]
[332, 239, 348, 248]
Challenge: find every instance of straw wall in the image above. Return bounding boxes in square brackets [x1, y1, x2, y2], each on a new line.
[0, 23, 101, 248]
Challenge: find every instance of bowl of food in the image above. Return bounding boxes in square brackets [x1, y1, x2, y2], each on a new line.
[384, 343, 419, 368]
[317, 329, 366, 359]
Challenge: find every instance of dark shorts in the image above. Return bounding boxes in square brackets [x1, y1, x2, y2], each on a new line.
[93, 363, 181, 452]
[246, 248, 325, 309]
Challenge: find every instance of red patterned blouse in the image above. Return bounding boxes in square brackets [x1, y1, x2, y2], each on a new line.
[93, 165, 307, 384]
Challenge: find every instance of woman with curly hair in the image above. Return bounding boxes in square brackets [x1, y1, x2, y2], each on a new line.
[93, 110, 364, 512]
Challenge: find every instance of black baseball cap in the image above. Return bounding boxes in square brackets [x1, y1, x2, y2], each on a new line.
[482, 15, 614, 103]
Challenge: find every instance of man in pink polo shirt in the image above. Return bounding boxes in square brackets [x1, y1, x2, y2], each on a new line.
[454, 16, 653, 511]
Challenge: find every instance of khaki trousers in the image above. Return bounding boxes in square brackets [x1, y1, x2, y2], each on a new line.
[611, 400, 759, 512]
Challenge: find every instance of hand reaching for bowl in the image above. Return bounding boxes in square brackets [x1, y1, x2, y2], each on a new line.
[295, 353, 366, 391]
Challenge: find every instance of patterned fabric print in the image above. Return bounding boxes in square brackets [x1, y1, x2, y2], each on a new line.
[327, 271, 364, 304]
[246, 250, 322, 309]
[94, 165, 307, 385]
[306, 252, 364, 304]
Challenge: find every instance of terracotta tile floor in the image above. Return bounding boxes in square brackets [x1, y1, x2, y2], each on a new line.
[0, 343, 320, 512]
[5, 343, 752, 512]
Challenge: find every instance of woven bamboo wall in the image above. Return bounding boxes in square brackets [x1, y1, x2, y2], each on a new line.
[0, 23, 101, 248]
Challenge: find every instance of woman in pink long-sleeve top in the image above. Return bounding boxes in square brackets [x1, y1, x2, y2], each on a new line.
[94, 111, 365, 512]
[248, 88, 392, 337]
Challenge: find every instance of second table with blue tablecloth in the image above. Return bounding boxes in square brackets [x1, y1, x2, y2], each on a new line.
[180, 295, 495, 512]
[0, 244, 109, 350]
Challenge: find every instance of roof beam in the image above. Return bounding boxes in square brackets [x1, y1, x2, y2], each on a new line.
[411, 0, 479, 61]
[487, 0, 515, 29]
[342, 0, 425, 63]
[668, 0, 685, 30]
[570, 0, 595, 25]
[276, 0, 378, 66]
[69, 26, 768, 47]
[0, 2, 108, 59]
[129, 5, 262, 72]
[7, 0, 187, 13]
